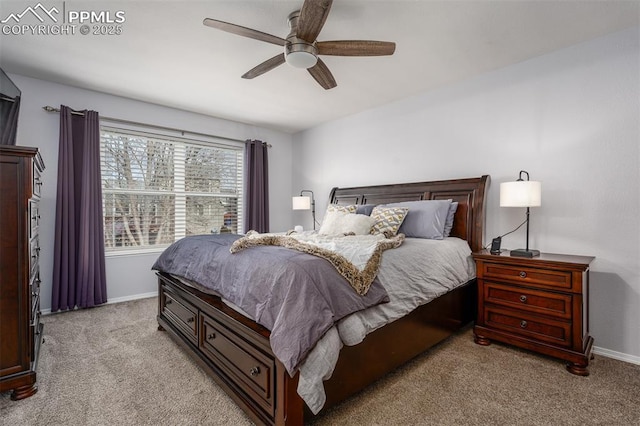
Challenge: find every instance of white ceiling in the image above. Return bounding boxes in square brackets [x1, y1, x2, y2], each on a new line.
[1, 1, 638, 133]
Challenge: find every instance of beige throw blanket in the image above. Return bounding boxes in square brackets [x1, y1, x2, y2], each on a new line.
[230, 231, 405, 295]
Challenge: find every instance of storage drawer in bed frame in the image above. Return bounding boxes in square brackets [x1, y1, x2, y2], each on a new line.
[200, 311, 276, 416]
[156, 273, 295, 425]
[161, 290, 198, 343]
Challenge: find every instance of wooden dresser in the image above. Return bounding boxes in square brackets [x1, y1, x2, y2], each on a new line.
[473, 250, 595, 375]
[0, 145, 45, 400]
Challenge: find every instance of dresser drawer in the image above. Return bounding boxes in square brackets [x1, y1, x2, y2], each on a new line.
[200, 312, 275, 417]
[30, 270, 41, 298]
[484, 306, 571, 347]
[482, 262, 572, 291]
[29, 201, 40, 239]
[161, 290, 198, 343]
[32, 162, 42, 198]
[31, 294, 40, 325]
[484, 282, 572, 320]
[29, 236, 40, 275]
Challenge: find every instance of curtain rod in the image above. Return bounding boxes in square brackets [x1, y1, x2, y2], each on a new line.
[41, 105, 271, 147]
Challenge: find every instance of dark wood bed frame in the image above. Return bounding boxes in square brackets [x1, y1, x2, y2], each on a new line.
[156, 175, 489, 425]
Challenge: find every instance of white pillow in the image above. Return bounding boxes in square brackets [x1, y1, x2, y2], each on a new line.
[319, 211, 375, 236]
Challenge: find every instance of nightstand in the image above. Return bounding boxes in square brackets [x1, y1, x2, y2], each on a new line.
[472, 250, 595, 376]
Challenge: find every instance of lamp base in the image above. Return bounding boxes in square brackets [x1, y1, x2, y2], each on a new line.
[510, 248, 540, 258]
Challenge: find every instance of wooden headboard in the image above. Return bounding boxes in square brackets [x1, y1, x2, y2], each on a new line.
[329, 175, 490, 253]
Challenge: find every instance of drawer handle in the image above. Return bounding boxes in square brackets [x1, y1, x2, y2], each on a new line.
[519, 271, 527, 279]
[207, 333, 216, 340]
[187, 317, 195, 323]
[249, 366, 261, 377]
[166, 299, 172, 305]
[519, 295, 528, 303]
[520, 320, 528, 328]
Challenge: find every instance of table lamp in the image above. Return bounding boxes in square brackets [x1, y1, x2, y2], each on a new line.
[500, 171, 541, 257]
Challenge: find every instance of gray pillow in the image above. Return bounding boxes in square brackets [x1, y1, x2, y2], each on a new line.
[383, 199, 452, 239]
[443, 202, 459, 238]
[356, 204, 376, 216]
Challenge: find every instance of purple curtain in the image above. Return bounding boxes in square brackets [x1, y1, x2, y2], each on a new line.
[244, 139, 269, 233]
[0, 95, 20, 145]
[51, 105, 107, 312]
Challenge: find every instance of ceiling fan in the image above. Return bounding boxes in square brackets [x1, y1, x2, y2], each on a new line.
[203, 0, 396, 90]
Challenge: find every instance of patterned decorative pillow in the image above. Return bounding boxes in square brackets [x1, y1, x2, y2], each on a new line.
[326, 204, 357, 214]
[370, 206, 409, 237]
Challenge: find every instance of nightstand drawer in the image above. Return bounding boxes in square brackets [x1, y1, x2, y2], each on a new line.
[482, 263, 572, 291]
[484, 307, 571, 347]
[484, 282, 572, 320]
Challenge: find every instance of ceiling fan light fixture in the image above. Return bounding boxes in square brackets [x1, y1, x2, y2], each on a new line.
[285, 50, 318, 69]
[285, 37, 318, 69]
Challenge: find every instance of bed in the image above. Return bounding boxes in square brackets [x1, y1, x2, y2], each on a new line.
[155, 175, 489, 425]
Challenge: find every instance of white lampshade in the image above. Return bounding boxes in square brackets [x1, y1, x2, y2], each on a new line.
[500, 181, 542, 207]
[292, 196, 311, 210]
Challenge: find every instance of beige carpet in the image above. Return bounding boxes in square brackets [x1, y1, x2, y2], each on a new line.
[1, 297, 639, 425]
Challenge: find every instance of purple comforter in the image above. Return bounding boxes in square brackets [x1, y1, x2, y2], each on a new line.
[152, 234, 389, 375]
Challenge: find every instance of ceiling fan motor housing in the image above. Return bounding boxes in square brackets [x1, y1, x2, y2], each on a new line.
[285, 10, 318, 69]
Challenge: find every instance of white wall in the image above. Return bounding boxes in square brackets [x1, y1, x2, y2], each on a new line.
[9, 74, 294, 312]
[292, 27, 640, 361]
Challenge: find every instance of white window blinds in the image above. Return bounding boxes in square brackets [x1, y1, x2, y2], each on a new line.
[100, 127, 243, 253]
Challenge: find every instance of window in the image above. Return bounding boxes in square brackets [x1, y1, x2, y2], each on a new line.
[100, 127, 243, 253]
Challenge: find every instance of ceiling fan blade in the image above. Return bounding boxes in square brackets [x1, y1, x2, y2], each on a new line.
[203, 18, 286, 46]
[307, 58, 337, 90]
[297, 0, 333, 43]
[242, 54, 286, 79]
[317, 40, 396, 56]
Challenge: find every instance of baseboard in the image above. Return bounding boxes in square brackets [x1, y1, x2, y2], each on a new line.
[593, 345, 640, 365]
[105, 291, 158, 305]
[41, 291, 157, 315]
